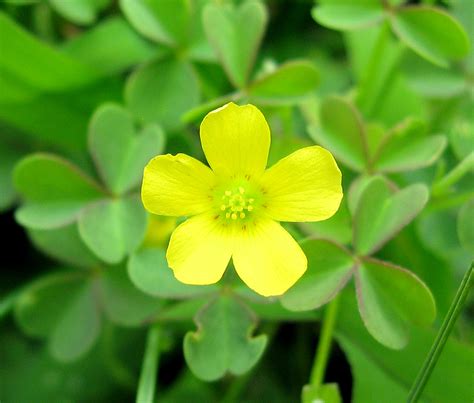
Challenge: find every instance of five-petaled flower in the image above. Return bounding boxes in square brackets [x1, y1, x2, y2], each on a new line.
[141, 103, 343, 296]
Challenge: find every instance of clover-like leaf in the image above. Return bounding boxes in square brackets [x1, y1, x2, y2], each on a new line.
[202, 0, 268, 88]
[337, 290, 473, 402]
[354, 176, 428, 255]
[89, 103, 165, 195]
[354, 258, 436, 349]
[49, 0, 111, 26]
[308, 96, 368, 171]
[184, 295, 267, 381]
[128, 247, 217, 299]
[98, 264, 162, 326]
[14, 273, 101, 362]
[28, 224, 101, 269]
[390, 6, 469, 67]
[281, 239, 355, 311]
[372, 118, 447, 173]
[78, 195, 148, 264]
[247, 60, 320, 105]
[14, 153, 105, 230]
[312, 0, 385, 31]
[119, 0, 175, 45]
[125, 58, 199, 131]
[49, 281, 101, 362]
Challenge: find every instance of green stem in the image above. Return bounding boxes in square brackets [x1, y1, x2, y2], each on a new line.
[136, 325, 161, 403]
[432, 152, 474, 196]
[407, 262, 473, 403]
[309, 296, 340, 388]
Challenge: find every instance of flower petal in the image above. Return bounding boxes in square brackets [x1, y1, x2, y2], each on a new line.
[142, 153, 216, 216]
[200, 102, 270, 178]
[167, 213, 232, 285]
[232, 219, 307, 296]
[261, 146, 342, 222]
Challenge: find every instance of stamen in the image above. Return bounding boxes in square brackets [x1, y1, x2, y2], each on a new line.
[217, 182, 260, 221]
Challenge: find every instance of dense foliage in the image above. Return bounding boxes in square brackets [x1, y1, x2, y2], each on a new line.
[0, 0, 472, 402]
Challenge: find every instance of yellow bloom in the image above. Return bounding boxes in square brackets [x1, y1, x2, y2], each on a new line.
[141, 103, 342, 296]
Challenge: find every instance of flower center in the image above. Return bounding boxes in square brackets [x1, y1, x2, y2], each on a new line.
[214, 179, 263, 222]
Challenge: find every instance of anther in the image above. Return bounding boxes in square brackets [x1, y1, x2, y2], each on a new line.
[231, 213, 237, 220]
[220, 205, 226, 211]
[240, 212, 246, 219]
[225, 190, 232, 196]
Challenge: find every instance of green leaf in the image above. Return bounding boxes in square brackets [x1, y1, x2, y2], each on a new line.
[247, 60, 319, 105]
[0, 12, 99, 101]
[28, 224, 101, 269]
[308, 96, 368, 171]
[302, 383, 342, 403]
[62, 17, 157, 75]
[48, 0, 110, 25]
[119, 0, 173, 44]
[99, 265, 162, 326]
[337, 290, 474, 402]
[14, 153, 105, 229]
[183, 295, 267, 381]
[119, 0, 190, 46]
[402, 53, 467, 98]
[0, 142, 23, 211]
[347, 174, 374, 216]
[457, 199, 474, 254]
[417, 208, 471, 270]
[0, 79, 122, 154]
[449, 104, 474, 161]
[390, 6, 470, 67]
[281, 239, 354, 311]
[302, 201, 352, 245]
[14, 273, 86, 337]
[128, 248, 217, 299]
[312, 0, 385, 31]
[202, 0, 268, 88]
[355, 258, 436, 349]
[125, 58, 199, 131]
[354, 176, 429, 255]
[89, 103, 165, 195]
[78, 195, 148, 264]
[49, 281, 101, 362]
[373, 120, 447, 173]
[348, 24, 405, 118]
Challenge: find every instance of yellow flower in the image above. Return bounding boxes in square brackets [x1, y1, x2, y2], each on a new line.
[141, 103, 342, 297]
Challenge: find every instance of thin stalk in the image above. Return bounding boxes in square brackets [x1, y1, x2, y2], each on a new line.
[309, 296, 340, 388]
[136, 325, 161, 403]
[407, 262, 473, 403]
[432, 152, 474, 196]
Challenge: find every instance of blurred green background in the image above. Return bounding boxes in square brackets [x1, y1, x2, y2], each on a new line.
[0, 0, 473, 402]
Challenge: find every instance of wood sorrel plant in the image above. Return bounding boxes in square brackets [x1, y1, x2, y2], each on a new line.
[1, 0, 472, 402]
